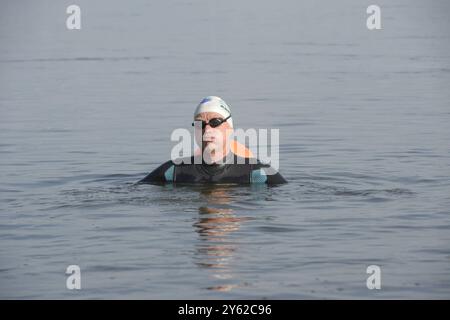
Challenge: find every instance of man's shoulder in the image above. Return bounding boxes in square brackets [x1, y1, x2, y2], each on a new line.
[249, 159, 288, 184]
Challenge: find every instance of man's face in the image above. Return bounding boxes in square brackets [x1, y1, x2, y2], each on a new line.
[194, 112, 232, 153]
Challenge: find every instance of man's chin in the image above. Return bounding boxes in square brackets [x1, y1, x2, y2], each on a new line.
[203, 141, 217, 150]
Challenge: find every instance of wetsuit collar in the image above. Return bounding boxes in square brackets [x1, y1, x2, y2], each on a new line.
[201, 151, 234, 167]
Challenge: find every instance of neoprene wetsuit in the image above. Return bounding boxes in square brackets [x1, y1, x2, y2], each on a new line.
[138, 153, 287, 185]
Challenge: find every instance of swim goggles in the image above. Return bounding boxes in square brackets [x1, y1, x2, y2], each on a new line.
[192, 115, 231, 129]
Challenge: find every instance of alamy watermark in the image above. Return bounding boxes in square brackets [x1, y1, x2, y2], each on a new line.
[66, 5, 81, 30]
[366, 265, 381, 290]
[170, 123, 280, 174]
[66, 265, 81, 290]
[367, 5, 381, 30]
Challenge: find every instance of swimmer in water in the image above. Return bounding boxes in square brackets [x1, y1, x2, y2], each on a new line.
[139, 96, 287, 185]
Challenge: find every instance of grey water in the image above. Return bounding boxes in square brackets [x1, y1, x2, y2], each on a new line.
[1, 0, 450, 299]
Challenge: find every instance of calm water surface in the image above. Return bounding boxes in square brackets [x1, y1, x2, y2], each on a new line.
[1, 0, 450, 298]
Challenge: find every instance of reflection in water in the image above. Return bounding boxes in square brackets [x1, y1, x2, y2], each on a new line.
[192, 185, 251, 292]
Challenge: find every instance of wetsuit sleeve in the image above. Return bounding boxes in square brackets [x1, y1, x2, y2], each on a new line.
[138, 160, 174, 184]
[266, 170, 287, 185]
[251, 161, 287, 185]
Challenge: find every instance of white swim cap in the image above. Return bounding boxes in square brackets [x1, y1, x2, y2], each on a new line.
[194, 96, 233, 128]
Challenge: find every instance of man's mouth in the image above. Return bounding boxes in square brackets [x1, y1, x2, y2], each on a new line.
[203, 133, 216, 143]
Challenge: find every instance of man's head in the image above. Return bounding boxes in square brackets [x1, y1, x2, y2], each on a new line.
[193, 96, 234, 163]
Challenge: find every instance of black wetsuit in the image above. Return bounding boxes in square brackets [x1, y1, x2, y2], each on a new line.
[138, 153, 287, 185]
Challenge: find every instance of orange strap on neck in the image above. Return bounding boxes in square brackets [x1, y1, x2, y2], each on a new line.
[230, 140, 254, 158]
